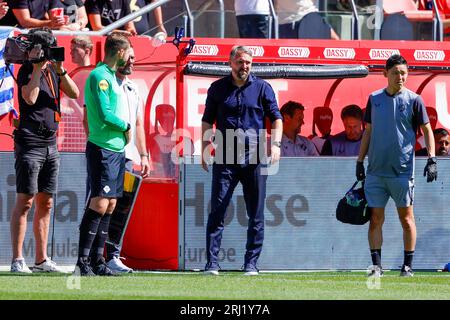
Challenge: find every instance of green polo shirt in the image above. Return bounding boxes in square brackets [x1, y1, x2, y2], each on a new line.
[85, 62, 128, 152]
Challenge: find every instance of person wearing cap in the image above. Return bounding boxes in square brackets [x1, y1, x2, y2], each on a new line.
[280, 101, 318, 157]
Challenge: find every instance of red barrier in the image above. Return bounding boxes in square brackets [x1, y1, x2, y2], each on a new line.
[120, 178, 179, 270]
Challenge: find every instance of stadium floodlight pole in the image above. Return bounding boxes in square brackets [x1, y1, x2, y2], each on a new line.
[52, 0, 172, 36]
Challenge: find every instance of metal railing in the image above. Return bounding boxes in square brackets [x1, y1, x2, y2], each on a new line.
[53, 0, 172, 36]
[189, 0, 225, 38]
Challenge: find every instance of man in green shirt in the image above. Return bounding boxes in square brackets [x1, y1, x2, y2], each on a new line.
[76, 32, 131, 276]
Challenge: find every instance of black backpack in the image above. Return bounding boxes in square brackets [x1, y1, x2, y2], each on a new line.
[336, 180, 371, 225]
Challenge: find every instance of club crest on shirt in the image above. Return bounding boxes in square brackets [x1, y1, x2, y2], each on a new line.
[99, 80, 109, 91]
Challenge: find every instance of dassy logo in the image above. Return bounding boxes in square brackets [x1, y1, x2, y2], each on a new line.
[414, 50, 445, 61]
[323, 48, 356, 59]
[190, 45, 219, 56]
[369, 49, 400, 60]
[278, 47, 310, 58]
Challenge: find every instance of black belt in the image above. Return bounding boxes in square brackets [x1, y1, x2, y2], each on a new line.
[19, 120, 56, 138]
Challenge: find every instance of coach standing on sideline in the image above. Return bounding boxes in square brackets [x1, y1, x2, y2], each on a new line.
[201, 45, 283, 276]
[10, 28, 79, 273]
[356, 54, 437, 278]
[75, 33, 131, 276]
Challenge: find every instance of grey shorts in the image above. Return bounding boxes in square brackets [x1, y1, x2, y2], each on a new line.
[364, 174, 414, 208]
[14, 143, 60, 194]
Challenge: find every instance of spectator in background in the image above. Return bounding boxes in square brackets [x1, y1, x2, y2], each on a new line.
[0, 0, 66, 29]
[321, 104, 363, 156]
[71, 36, 93, 68]
[234, 0, 270, 38]
[276, 0, 340, 40]
[85, 0, 137, 35]
[130, 0, 167, 36]
[280, 101, 319, 156]
[0, 2, 8, 20]
[416, 128, 450, 156]
[58, 0, 89, 31]
[69, 36, 93, 135]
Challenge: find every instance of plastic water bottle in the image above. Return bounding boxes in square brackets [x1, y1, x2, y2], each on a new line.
[152, 31, 167, 47]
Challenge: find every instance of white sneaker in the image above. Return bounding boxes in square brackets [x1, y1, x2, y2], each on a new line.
[106, 257, 133, 273]
[10, 259, 32, 274]
[244, 270, 259, 276]
[367, 265, 383, 278]
[31, 259, 65, 273]
[204, 269, 219, 276]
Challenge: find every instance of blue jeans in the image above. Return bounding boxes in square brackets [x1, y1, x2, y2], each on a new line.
[206, 164, 267, 268]
[236, 14, 269, 38]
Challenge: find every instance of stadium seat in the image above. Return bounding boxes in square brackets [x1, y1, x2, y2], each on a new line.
[297, 12, 332, 39]
[309, 106, 333, 153]
[311, 106, 333, 137]
[380, 13, 414, 40]
[415, 106, 438, 150]
[427, 106, 438, 130]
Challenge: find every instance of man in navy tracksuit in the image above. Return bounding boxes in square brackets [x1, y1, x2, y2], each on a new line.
[201, 45, 283, 276]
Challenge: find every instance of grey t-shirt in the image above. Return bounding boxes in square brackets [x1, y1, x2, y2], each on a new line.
[365, 88, 429, 178]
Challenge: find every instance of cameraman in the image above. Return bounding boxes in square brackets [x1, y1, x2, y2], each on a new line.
[10, 28, 79, 273]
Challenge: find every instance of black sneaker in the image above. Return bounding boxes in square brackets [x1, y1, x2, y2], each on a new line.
[92, 257, 117, 276]
[75, 257, 95, 276]
[400, 265, 414, 277]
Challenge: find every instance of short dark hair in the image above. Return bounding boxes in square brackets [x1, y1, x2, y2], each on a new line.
[280, 101, 305, 119]
[434, 128, 449, 136]
[341, 104, 363, 121]
[386, 54, 408, 71]
[104, 33, 130, 58]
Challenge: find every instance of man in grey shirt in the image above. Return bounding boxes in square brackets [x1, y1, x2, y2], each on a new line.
[356, 54, 437, 278]
[321, 104, 363, 156]
[280, 101, 318, 157]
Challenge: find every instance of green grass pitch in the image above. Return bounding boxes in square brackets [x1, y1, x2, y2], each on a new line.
[0, 271, 449, 300]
